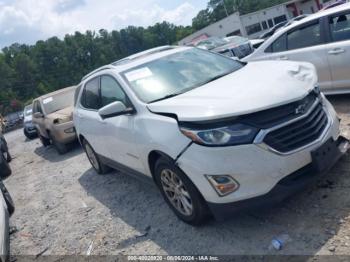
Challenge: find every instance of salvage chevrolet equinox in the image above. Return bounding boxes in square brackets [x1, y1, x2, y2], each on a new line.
[74, 46, 349, 225]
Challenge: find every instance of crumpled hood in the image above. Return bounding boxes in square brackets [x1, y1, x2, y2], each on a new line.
[47, 106, 74, 120]
[147, 61, 317, 122]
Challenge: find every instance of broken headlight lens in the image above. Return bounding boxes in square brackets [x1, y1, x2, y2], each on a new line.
[180, 123, 259, 146]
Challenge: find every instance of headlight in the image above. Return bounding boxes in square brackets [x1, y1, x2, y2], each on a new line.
[180, 123, 259, 146]
[53, 116, 71, 125]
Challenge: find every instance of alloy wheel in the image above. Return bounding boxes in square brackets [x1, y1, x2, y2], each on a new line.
[160, 169, 193, 216]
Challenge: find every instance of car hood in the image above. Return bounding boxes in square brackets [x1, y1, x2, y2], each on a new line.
[212, 41, 248, 52]
[46, 106, 74, 120]
[147, 61, 317, 122]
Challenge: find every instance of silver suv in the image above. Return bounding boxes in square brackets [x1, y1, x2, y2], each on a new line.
[244, 3, 350, 95]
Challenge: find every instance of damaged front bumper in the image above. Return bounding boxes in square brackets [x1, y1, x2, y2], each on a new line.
[207, 136, 349, 221]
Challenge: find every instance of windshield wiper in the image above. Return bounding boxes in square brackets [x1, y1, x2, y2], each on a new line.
[148, 93, 182, 103]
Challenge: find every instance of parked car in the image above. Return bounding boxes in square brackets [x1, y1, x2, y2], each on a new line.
[250, 39, 265, 49]
[32, 86, 77, 154]
[196, 36, 254, 59]
[3, 112, 23, 133]
[0, 127, 13, 262]
[0, 129, 12, 177]
[258, 21, 288, 39]
[322, 0, 347, 10]
[23, 105, 37, 139]
[0, 181, 14, 262]
[74, 46, 348, 225]
[283, 14, 309, 28]
[243, 3, 350, 94]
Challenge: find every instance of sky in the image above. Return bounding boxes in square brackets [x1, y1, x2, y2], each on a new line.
[0, 0, 207, 48]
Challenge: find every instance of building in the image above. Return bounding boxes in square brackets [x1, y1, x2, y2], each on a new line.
[179, 0, 343, 45]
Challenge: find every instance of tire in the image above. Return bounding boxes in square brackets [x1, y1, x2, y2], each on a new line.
[5, 151, 11, 163]
[0, 151, 11, 178]
[0, 183, 14, 216]
[82, 139, 111, 175]
[24, 130, 36, 140]
[51, 137, 69, 155]
[154, 157, 209, 225]
[39, 135, 51, 147]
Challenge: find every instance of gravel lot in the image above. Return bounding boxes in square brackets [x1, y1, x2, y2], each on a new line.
[4, 95, 350, 257]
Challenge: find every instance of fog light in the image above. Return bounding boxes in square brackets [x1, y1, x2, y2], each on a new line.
[64, 127, 75, 134]
[206, 175, 239, 197]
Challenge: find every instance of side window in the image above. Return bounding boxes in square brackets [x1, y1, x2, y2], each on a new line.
[32, 102, 38, 113]
[74, 84, 82, 106]
[37, 103, 43, 114]
[82, 78, 100, 110]
[266, 34, 287, 53]
[287, 22, 322, 50]
[100, 75, 130, 107]
[33, 101, 43, 114]
[330, 12, 350, 42]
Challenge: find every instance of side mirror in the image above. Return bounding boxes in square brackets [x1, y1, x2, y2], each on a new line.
[33, 112, 43, 118]
[98, 101, 134, 119]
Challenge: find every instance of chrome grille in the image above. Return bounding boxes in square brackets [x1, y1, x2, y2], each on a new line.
[263, 101, 328, 153]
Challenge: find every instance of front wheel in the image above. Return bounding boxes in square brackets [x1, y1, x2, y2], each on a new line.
[82, 140, 111, 175]
[154, 157, 209, 225]
[39, 135, 51, 147]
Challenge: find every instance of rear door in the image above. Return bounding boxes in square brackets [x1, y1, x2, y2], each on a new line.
[263, 20, 333, 91]
[325, 10, 350, 93]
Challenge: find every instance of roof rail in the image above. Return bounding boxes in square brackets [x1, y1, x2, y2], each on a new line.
[111, 46, 176, 66]
[81, 65, 115, 81]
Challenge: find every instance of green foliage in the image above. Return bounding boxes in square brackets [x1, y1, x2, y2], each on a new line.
[0, 22, 192, 115]
[0, 0, 290, 115]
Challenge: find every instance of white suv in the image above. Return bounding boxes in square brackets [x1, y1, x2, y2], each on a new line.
[74, 46, 349, 225]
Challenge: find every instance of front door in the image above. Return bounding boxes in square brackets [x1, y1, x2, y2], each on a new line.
[99, 75, 144, 173]
[76, 77, 109, 157]
[326, 11, 350, 93]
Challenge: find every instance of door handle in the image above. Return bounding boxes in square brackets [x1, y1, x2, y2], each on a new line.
[328, 48, 345, 55]
[279, 56, 289, 60]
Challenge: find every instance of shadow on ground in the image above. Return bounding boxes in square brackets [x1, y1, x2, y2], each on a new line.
[78, 152, 350, 255]
[34, 141, 83, 163]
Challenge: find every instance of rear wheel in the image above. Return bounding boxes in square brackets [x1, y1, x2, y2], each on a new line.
[154, 157, 209, 225]
[24, 129, 36, 140]
[82, 140, 111, 175]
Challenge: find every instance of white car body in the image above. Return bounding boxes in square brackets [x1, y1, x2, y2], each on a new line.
[243, 3, 350, 95]
[74, 46, 348, 223]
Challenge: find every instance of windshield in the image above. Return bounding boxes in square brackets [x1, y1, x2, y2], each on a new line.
[122, 48, 244, 103]
[24, 105, 33, 116]
[42, 89, 75, 114]
[196, 37, 228, 50]
[225, 36, 248, 45]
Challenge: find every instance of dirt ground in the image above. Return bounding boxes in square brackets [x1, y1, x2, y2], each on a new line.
[3, 95, 350, 257]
